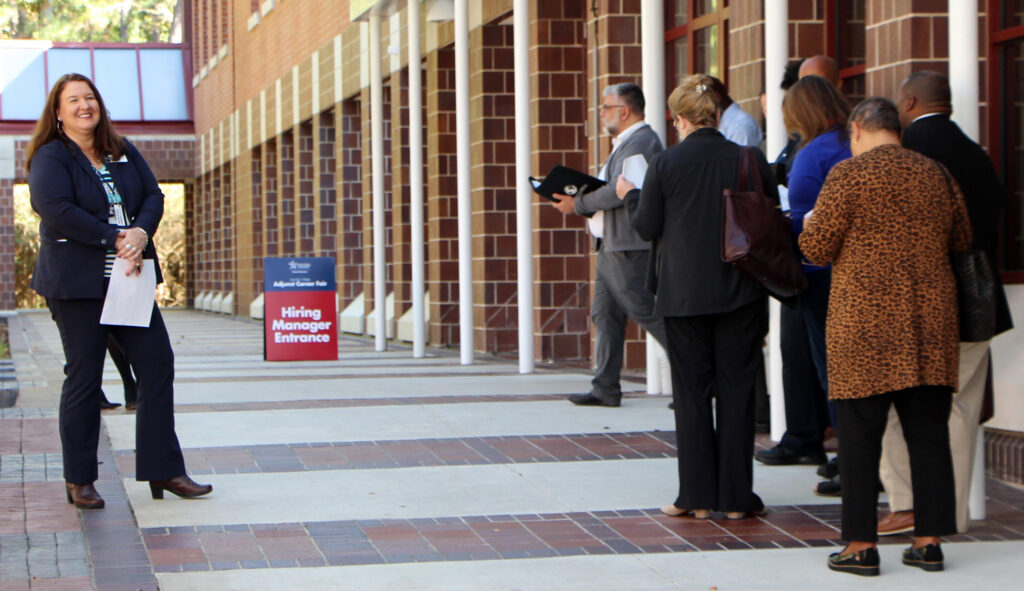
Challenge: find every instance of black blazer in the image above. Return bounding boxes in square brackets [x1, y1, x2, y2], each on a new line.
[29, 138, 164, 299]
[624, 127, 774, 317]
[902, 114, 1012, 334]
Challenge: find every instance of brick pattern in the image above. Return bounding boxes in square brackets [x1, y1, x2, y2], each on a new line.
[426, 47, 461, 347]
[185, 181, 197, 305]
[280, 130, 296, 254]
[138, 483, 1024, 572]
[264, 139, 279, 257]
[390, 70, 416, 332]
[340, 99, 363, 306]
[114, 431, 677, 476]
[864, 0, 959, 101]
[318, 111, 337, 259]
[298, 121, 315, 255]
[532, 2, 591, 362]
[359, 86, 396, 319]
[250, 147, 265, 297]
[0, 178, 14, 310]
[472, 22, 519, 354]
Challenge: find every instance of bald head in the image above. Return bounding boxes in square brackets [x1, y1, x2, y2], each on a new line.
[799, 55, 840, 88]
[896, 70, 952, 128]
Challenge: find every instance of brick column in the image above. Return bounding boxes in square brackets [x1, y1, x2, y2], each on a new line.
[318, 110, 337, 260]
[234, 148, 257, 312]
[280, 130, 296, 255]
[220, 163, 235, 297]
[533, 1, 590, 362]
[359, 86, 394, 324]
[340, 98, 363, 307]
[469, 21, 519, 354]
[298, 120, 315, 255]
[390, 70, 413, 330]
[865, 1, 948, 100]
[264, 139, 280, 257]
[184, 180, 196, 305]
[426, 46, 460, 347]
[0, 178, 14, 310]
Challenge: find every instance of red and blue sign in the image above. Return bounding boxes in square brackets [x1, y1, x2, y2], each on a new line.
[264, 257, 338, 361]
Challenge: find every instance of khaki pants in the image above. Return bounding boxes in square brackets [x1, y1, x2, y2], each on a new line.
[879, 341, 989, 533]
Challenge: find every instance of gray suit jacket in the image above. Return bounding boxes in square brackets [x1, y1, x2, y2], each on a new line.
[574, 123, 663, 251]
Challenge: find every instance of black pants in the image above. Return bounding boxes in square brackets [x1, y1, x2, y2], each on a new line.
[666, 298, 767, 512]
[836, 385, 956, 542]
[48, 298, 186, 484]
[105, 334, 138, 405]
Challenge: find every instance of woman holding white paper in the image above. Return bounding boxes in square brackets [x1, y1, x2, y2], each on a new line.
[26, 73, 211, 509]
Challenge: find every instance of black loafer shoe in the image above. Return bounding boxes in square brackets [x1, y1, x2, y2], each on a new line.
[568, 393, 621, 407]
[828, 547, 879, 576]
[754, 445, 827, 466]
[817, 457, 839, 479]
[903, 543, 943, 572]
[814, 476, 842, 496]
[99, 397, 122, 410]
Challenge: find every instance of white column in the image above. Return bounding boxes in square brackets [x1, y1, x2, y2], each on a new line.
[455, 0, 474, 365]
[948, 1, 986, 520]
[641, 0, 667, 143]
[370, 12, 387, 352]
[408, 0, 426, 358]
[948, 1, 980, 142]
[765, 0, 788, 442]
[641, 0, 671, 394]
[514, 0, 535, 374]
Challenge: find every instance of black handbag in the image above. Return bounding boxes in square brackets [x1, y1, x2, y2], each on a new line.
[953, 249, 996, 342]
[938, 167, 997, 342]
[721, 147, 807, 299]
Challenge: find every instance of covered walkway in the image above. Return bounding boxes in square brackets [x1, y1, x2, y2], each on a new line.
[2, 309, 1022, 590]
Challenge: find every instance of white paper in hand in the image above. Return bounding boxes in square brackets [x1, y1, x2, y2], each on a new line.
[621, 154, 648, 189]
[100, 258, 156, 327]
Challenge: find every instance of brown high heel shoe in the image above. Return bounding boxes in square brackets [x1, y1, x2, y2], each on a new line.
[66, 482, 105, 509]
[149, 475, 213, 499]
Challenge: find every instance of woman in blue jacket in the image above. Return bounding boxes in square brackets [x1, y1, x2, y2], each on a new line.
[26, 73, 211, 509]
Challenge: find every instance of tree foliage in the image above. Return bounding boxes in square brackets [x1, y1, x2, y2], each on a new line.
[13, 183, 187, 309]
[1, 0, 181, 43]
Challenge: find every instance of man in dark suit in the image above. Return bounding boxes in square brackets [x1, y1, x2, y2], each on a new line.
[878, 70, 1013, 535]
[552, 83, 667, 407]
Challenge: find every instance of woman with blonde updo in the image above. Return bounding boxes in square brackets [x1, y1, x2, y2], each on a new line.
[617, 74, 776, 519]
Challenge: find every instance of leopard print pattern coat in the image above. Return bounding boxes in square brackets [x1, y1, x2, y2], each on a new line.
[799, 144, 971, 400]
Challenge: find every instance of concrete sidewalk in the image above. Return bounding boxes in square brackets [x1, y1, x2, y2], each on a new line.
[2, 309, 1022, 590]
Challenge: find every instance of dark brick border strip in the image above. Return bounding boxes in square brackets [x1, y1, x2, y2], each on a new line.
[139, 484, 1024, 572]
[114, 431, 678, 477]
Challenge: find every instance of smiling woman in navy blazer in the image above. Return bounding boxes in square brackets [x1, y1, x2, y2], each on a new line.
[27, 73, 211, 509]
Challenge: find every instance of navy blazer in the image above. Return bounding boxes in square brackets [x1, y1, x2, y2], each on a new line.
[29, 138, 164, 299]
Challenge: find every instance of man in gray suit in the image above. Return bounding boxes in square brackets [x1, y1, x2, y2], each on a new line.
[552, 83, 668, 407]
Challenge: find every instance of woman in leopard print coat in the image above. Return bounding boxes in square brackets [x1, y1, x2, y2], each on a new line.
[799, 98, 971, 576]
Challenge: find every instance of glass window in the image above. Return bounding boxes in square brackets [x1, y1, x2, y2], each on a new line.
[694, 0, 719, 18]
[670, 37, 689, 86]
[47, 49, 92, 89]
[0, 47, 46, 120]
[1000, 38, 1024, 271]
[838, 0, 866, 68]
[140, 49, 189, 120]
[670, 0, 688, 27]
[694, 25, 719, 79]
[93, 49, 141, 121]
[1001, 0, 1024, 28]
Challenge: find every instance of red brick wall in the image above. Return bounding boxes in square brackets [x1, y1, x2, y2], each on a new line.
[390, 71, 412, 330]
[359, 85, 396, 319]
[340, 98, 363, 307]
[427, 46, 460, 347]
[264, 139, 279, 257]
[298, 120, 315, 255]
[280, 129, 296, 254]
[250, 147, 264, 297]
[318, 111, 337, 259]
[471, 20, 519, 354]
[0, 178, 13, 310]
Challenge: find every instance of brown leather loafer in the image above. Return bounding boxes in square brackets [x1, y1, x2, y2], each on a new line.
[878, 510, 915, 536]
[66, 482, 105, 509]
[149, 475, 213, 499]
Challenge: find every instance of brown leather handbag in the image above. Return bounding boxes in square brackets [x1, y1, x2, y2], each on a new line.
[721, 147, 807, 299]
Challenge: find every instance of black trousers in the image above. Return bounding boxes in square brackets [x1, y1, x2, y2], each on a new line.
[48, 298, 186, 484]
[666, 298, 767, 512]
[836, 385, 956, 542]
[108, 334, 138, 405]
